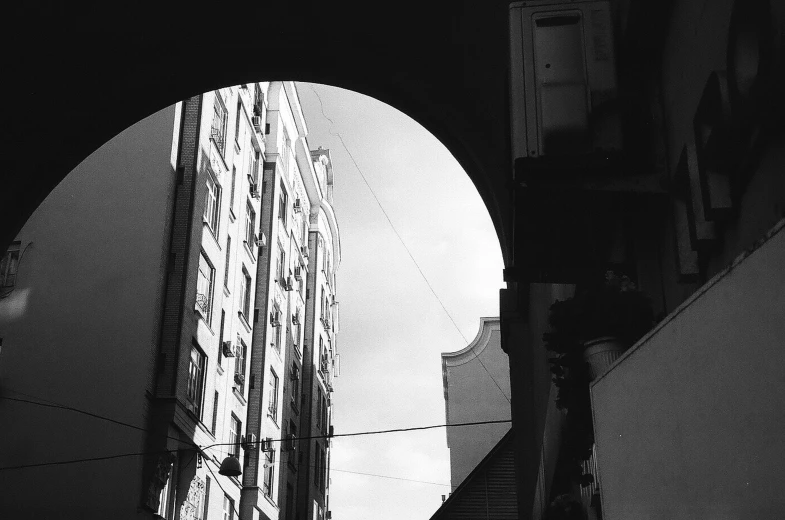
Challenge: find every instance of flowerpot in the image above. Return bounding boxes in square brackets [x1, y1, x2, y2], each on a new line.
[582, 336, 626, 381]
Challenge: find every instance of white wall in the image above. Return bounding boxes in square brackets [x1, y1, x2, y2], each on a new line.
[592, 220, 785, 519]
[443, 318, 511, 488]
[0, 105, 180, 517]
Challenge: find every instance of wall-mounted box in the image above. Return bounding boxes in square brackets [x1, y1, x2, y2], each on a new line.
[510, 0, 621, 169]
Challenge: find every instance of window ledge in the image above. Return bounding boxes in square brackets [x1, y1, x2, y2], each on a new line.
[238, 312, 252, 333]
[263, 493, 278, 508]
[217, 364, 225, 375]
[232, 387, 247, 406]
[243, 241, 257, 263]
[202, 221, 221, 249]
[228, 206, 237, 222]
[223, 285, 230, 297]
[267, 412, 280, 428]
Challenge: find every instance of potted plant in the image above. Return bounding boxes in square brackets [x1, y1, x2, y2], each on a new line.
[544, 271, 654, 492]
[545, 271, 654, 381]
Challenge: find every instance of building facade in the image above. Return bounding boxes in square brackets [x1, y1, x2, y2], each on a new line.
[0, 81, 339, 520]
[441, 317, 511, 488]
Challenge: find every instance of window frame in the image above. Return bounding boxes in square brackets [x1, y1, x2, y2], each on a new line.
[278, 181, 288, 225]
[263, 449, 275, 498]
[239, 267, 252, 320]
[186, 342, 207, 420]
[229, 413, 242, 459]
[268, 368, 279, 422]
[196, 251, 215, 323]
[0, 241, 20, 288]
[210, 93, 228, 156]
[245, 203, 256, 247]
[203, 168, 221, 235]
[235, 339, 247, 393]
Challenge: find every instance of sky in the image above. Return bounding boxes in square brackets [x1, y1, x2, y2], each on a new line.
[297, 83, 505, 520]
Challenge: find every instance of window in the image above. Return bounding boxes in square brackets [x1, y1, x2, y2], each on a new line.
[318, 337, 324, 371]
[279, 182, 288, 225]
[229, 414, 242, 458]
[218, 310, 226, 366]
[286, 421, 298, 468]
[263, 449, 275, 497]
[235, 340, 247, 392]
[316, 387, 323, 429]
[239, 267, 251, 319]
[186, 343, 206, 419]
[290, 362, 300, 408]
[0, 241, 20, 288]
[245, 203, 256, 247]
[254, 84, 264, 116]
[281, 127, 290, 177]
[211, 391, 219, 434]
[319, 444, 327, 493]
[203, 170, 221, 234]
[224, 237, 232, 289]
[276, 246, 286, 284]
[272, 305, 282, 353]
[314, 442, 323, 487]
[320, 288, 325, 322]
[196, 252, 215, 322]
[230, 166, 237, 213]
[321, 394, 329, 435]
[235, 100, 243, 146]
[211, 94, 228, 155]
[222, 494, 234, 520]
[204, 477, 211, 520]
[268, 369, 279, 422]
[249, 149, 259, 187]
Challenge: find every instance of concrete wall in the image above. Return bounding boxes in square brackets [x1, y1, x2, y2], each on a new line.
[591, 219, 785, 519]
[0, 105, 179, 517]
[443, 318, 511, 488]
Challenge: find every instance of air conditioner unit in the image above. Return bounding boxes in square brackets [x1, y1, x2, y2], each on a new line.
[301, 244, 310, 258]
[293, 199, 302, 213]
[243, 433, 257, 451]
[222, 341, 235, 357]
[287, 433, 297, 452]
[234, 373, 245, 386]
[255, 233, 267, 248]
[250, 183, 260, 199]
[291, 364, 300, 380]
[293, 265, 302, 281]
[261, 437, 274, 452]
[509, 0, 621, 164]
[291, 312, 300, 325]
[285, 276, 294, 291]
[252, 116, 262, 132]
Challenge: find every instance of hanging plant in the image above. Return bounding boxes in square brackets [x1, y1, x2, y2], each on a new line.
[544, 271, 654, 487]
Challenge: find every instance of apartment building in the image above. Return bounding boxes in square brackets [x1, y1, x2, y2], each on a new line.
[0, 81, 339, 520]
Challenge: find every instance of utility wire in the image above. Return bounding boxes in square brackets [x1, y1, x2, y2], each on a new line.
[0, 419, 511, 471]
[308, 85, 511, 403]
[203, 455, 243, 520]
[329, 467, 454, 488]
[2, 390, 508, 448]
[0, 449, 183, 471]
[0, 394, 190, 447]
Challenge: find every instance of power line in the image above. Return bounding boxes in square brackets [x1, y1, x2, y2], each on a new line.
[203, 455, 243, 520]
[308, 84, 511, 404]
[2, 389, 508, 449]
[0, 449, 183, 471]
[329, 467, 454, 488]
[0, 394, 190, 447]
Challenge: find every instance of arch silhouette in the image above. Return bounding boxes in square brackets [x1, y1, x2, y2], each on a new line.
[3, 2, 513, 264]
